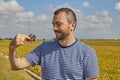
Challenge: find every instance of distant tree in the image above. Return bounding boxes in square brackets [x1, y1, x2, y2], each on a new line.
[0, 38, 3, 40]
[42, 39, 45, 41]
[4, 38, 12, 40]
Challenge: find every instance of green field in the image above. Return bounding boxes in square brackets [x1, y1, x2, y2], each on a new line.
[0, 39, 120, 80]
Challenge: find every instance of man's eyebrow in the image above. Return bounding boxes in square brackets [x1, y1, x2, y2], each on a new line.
[52, 22, 62, 24]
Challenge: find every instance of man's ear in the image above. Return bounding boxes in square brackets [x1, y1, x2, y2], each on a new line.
[71, 22, 76, 31]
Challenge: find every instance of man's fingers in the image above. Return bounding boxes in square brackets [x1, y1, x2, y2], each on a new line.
[26, 35, 36, 41]
[11, 34, 29, 46]
[25, 36, 31, 41]
[15, 34, 31, 41]
[25, 36, 34, 41]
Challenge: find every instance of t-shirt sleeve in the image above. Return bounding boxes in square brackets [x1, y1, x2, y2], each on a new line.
[25, 44, 43, 66]
[83, 48, 99, 78]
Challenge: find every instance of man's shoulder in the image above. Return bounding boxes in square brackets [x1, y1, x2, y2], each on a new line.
[40, 40, 58, 48]
[42, 39, 58, 45]
[77, 41, 95, 53]
[77, 41, 90, 48]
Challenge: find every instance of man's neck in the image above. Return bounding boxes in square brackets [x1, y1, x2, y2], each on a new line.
[59, 36, 76, 47]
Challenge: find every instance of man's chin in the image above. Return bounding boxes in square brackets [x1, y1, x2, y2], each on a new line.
[56, 36, 61, 40]
[56, 37, 64, 40]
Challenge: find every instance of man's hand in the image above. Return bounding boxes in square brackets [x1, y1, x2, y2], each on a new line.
[9, 34, 32, 70]
[9, 34, 31, 49]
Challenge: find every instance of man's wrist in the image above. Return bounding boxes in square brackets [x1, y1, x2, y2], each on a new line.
[9, 45, 16, 51]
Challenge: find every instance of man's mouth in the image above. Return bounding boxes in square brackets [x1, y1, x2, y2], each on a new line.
[55, 31, 61, 34]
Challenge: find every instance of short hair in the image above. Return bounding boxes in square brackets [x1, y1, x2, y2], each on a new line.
[54, 7, 77, 24]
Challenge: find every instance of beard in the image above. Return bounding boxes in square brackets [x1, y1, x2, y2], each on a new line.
[55, 30, 69, 40]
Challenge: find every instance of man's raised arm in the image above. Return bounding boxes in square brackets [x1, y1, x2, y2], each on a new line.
[9, 34, 32, 70]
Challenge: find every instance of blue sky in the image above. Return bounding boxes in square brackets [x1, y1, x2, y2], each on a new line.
[0, 0, 120, 39]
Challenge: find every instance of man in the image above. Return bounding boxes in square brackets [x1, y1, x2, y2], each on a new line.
[9, 8, 99, 80]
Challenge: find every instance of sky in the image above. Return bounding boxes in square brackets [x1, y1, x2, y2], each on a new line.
[0, 0, 120, 39]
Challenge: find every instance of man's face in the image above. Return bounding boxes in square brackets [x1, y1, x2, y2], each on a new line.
[52, 12, 72, 40]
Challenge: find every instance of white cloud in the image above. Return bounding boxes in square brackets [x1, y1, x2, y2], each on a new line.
[0, 0, 24, 14]
[101, 11, 113, 23]
[76, 10, 112, 29]
[82, 2, 91, 8]
[59, 3, 71, 8]
[115, 2, 120, 18]
[44, 3, 73, 12]
[0, 0, 51, 38]
[101, 10, 109, 16]
[38, 14, 48, 21]
[8, 0, 23, 11]
[0, 1, 115, 39]
[74, 9, 113, 39]
[16, 11, 34, 18]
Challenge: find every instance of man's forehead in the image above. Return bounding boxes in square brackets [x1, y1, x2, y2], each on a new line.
[53, 12, 66, 20]
[52, 12, 68, 23]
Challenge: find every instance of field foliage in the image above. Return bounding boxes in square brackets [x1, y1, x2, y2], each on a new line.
[0, 39, 120, 80]
[0, 55, 34, 80]
[82, 40, 120, 80]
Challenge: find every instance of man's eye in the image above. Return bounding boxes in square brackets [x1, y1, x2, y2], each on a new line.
[52, 22, 62, 27]
[56, 23, 61, 26]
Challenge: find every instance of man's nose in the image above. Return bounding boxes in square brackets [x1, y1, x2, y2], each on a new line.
[53, 25, 58, 30]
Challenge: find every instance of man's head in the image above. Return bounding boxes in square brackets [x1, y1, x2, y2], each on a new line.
[54, 8, 77, 25]
[52, 8, 77, 40]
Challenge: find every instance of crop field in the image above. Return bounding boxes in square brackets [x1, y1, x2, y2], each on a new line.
[0, 39, 120, 80]
[83, 40, 120, 80]
[0, 53, 34, 80]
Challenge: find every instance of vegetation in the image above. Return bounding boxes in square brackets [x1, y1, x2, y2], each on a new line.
[0, 39, 120, 80]
[0, 40, 42, 77]
[82, 40, 120, 80]
[0, 40, 10, 55]
[0, 55, 34, 80]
